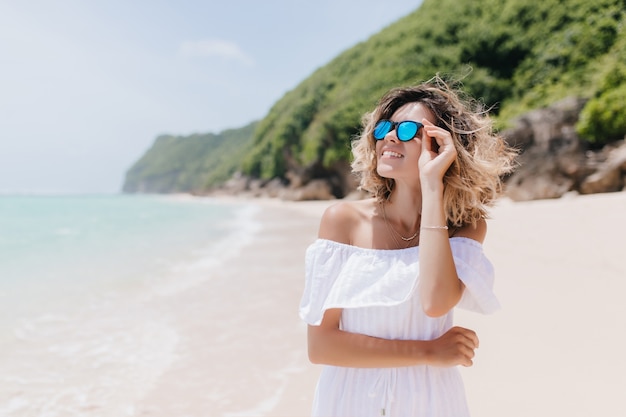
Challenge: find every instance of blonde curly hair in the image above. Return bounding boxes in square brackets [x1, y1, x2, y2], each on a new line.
[351, 75, 517, 227]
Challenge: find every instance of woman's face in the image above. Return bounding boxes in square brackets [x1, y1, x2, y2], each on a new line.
[375, 102, 436, 181]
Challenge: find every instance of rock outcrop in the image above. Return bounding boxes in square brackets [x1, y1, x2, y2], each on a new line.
[502, 97, 626, 201]
[214, 97, 626, 201]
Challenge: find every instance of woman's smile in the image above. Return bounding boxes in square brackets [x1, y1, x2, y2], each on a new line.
[381, 149, 404, 159]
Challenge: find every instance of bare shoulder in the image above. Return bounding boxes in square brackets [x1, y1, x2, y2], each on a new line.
[318, 198, 376, 245]
[453, 217, 488, 244]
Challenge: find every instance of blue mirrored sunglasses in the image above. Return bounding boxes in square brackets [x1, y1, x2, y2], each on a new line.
[373, 120, 423, 141]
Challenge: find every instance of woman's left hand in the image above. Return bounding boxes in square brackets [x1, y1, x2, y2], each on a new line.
[418, 119, 457, 187]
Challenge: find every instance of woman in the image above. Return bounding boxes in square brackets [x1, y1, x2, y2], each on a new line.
[299, 76, 516, 416]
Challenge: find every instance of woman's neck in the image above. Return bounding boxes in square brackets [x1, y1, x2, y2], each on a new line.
[386, 186, 422, 231]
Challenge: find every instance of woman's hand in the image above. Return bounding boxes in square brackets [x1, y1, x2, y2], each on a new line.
[426, 326, 479, 367]
[418, 119, 457, 187]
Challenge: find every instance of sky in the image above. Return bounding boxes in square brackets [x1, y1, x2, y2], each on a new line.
[0, 0, 422, 194]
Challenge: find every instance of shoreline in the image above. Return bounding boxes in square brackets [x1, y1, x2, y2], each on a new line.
[134, 197, 327, 416]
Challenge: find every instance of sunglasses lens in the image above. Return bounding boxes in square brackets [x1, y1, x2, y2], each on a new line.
[397, 122, 419, 141]
[373, 120, 392, 140]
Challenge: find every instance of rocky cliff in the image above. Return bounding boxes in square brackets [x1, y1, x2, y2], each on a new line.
[214, 99, 626, 201]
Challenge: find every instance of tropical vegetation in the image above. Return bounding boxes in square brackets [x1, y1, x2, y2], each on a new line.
[123, 0, 626, 194]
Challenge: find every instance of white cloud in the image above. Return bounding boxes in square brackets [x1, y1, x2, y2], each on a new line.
[178, 39, 254, 66]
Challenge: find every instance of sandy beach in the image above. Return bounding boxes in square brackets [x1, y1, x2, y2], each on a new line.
[135, 191, 626, 417]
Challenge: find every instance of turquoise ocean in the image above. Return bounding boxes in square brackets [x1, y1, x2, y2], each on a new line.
[0, 194, 260, 416]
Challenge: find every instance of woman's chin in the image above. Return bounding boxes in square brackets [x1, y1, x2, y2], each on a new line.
[376, 166, 398, 179]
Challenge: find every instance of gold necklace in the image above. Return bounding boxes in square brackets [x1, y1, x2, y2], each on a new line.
[383, 211, 403, 249]
[381, 202, 419, 242]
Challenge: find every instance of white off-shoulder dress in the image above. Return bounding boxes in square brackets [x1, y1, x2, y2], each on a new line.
[299, 238, 500, 417]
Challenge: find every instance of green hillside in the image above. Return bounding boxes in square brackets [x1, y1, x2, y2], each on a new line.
[122, 122, 257, 193]
[123, 0, 626, 195]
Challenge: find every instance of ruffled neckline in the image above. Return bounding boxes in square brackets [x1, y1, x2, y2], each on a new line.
[313, 236, 484, 253]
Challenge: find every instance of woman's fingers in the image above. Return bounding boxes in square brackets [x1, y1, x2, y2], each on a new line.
[421, 127, 431, 152]
[451, 327, 479, 365]
[419, 119, 457, 180]
[430, 326, 480, 367]
[421, 119, 452, 149]
[455, 326, 480, 349]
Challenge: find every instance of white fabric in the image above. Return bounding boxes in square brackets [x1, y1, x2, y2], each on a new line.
[299, 238, 500, 417]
